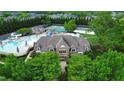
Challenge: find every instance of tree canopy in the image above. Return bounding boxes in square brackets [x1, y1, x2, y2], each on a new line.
[67, 54, 94, 80]
[41, 16, 52, 26]
[89, 12, 124, 51]
[95, 49, 124, 80]
[27, 52, 61, 81]
[67, 50, 124, 81]
[0, 52, 61, 81]
[0, 55, 32, 80]
[2, 12, 12, 17]
[17, 12, 29, 19]
[64, 20, 77, 33]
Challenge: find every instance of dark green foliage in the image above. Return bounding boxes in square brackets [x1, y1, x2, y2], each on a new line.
[50, 17, 89, 25]
[17, 12, 29, 19]
[0, 52, 61, 81]
[3, 54, 18, 78]
[0, 17, 44, 34]
[2, 11, 12, 17]
[41, 16, 52, 26]
[67, 54, 110, 81]
[2, 52, 60, 81]
[67, 54, 94, 80]
[11, 61, 32, 81]
[64, 20, 77, 33]
[95, 49, 124, 80]
[89, 12, 124, 51]
[0, 12, 92, 35]
[27, 52, 61, 81]
[0, 54, 32, 80]
[67, 50, 124, 81]
[92, 59, 111, 81]
[16, 28, 31, 34]
[0, 50, 124, 81]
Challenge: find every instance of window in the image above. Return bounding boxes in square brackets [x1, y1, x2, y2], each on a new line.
[49, 48, 54, 51]
[83, 45, 89, 51]
[36, 47, 41, 53]
[71, 48, 76, 52]
[85, 46, 89, 51]
[61, 56, 65, 58]
[63, 51, 66, 53]
[37, 47, 40, 50]
[59, 51, 66, 53]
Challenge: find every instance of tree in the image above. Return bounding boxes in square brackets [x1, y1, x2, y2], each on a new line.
[0, 63, 5, 80]
[41, 16, 52, 26]
[93, 57, 111, 81]
[67, 52, 120, 81]
[67, 54, 94, 81]
[0, 16, 43, 35]
[0, 17, 4, 23]
[3, 54, 17, 78]
[1, 54, 32, 80]
[11, 61, 32, 81]
[27, 52, 61, 81]
[89, 12, 124, 51]
[2, 12, 12, 17]
[95, 49, 124, 80]
[17, 12, 29, 19]
[64, 20, 77, 33]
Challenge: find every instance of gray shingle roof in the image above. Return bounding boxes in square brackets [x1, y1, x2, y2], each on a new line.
[35, 34, 90, 53]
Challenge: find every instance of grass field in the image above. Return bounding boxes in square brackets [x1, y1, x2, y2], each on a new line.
[80, 34, 99, 44]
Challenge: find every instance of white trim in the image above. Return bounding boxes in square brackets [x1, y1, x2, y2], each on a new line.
[61, 45, 65, 48]
[78, 52, 84, 55]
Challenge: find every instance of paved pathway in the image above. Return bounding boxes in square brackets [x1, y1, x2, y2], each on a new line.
[25, 50, 35, 62]
[60, 61, 67, 81]
[60, 61, 67, 72]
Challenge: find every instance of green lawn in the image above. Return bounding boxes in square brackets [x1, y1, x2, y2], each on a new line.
[80, 34, 99, 45]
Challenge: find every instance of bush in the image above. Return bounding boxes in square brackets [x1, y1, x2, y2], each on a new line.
[16, 28, 32, 34]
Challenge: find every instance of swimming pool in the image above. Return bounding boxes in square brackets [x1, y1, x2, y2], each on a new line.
[47, 26, 66, 33]
[0, 34, 43, 56]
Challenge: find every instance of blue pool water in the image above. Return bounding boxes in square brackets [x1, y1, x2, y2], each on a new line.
[0, 35, 38, 53]
[48, 26, 66, 32]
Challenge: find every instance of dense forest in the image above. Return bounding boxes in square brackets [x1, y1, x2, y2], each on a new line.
[0, 11, 92, 34]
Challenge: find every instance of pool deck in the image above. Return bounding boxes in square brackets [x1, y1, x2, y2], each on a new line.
[52, 33, 80, 37]
[74, 29, 95, 35]
[0, 32, 47, 56]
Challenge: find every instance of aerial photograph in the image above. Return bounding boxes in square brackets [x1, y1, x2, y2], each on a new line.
[0, 11, 124, 81]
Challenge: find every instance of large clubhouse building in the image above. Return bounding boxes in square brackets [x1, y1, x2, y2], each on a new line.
[34, 33, 91, 61]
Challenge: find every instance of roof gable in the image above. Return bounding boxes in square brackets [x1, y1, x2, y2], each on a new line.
[56, 36, 70, 49]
